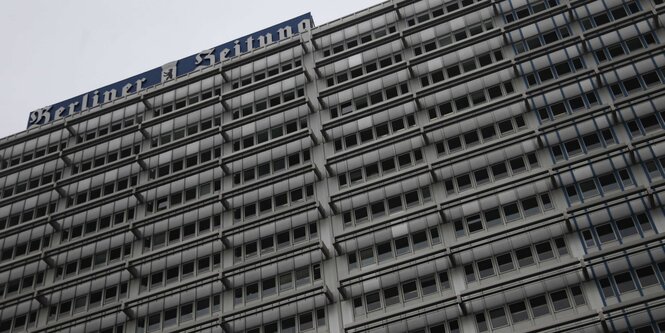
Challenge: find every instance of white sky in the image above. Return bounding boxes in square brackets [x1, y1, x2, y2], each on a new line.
[0, 0, 381, 138]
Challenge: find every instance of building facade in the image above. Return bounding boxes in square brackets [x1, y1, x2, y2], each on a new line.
[2, 0, 665, 331]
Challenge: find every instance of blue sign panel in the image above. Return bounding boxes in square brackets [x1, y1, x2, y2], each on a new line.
[27, 13, 314, 129]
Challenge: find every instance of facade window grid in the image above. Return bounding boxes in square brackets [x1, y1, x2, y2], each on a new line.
[512, 25, 572, 55]
[503, 0, 560, 23]
[593, 31, 658, 63]
[475, 285, 586, 331]
[142, 215, 219, 252]
[71, 144, 140, 175]
[231, 85, 306, 120]
[149, 116, 219, 148]
[233, 222, 318, 263]
[641, 155, 665, 180]
[60, 207, 136, 244]
[139, 252, 222, 292]
[351, 272, 450, 317]
[428, 81, 516, 122]
[404, 0, 479, 27]
[151, 86, 221, 119]
[233, 149, 312, 186]
[625, 108, 665, 138]
[146, 74, 220, 113]
[578, 0, 642, 32]
[550, 128, 617, 162]
[145, 178, 219, 215]
[338, 148, 424, 189]
[608, 66, 665, 99]
[148, 146, 221, 180]
[596, 260, 665, 301]
[3, 77, 221, 162]
[233, 263, 322, 306]
[322, 24, 398, 58]
[0, 169, 62, 199]
[76, 113, 144, 145]
[0, 201, 57, 231]
[413, 19, 495, 57]
[347, 226, 442, 270]
[419, 49, 504, 88]
[1, 141, 67, 170]
[325, 52, 403, 88]
[443, 152, 540, 194]
[4, 0, 665, 331]
[0, 310, 39, 333]
[625, 322, 665, 333]
[341, 186, 432, 227]
[233, 184, 315, 222]
[435, 114, 526, 155]
[233, 117, 308, 151]
[83, 324, 124, 333]
[453, 193, 555, 237]
[135, 294, 221, 333]
[242, 307, 326, 333]
[406, 319, 460, 333]
[0, 270, 45, 299]
[230, 58, 303, 90]
[47, 281, 128, 322]
[333, 114, 416, 152]
[536, 90, 601, 123]
[524, 55, 585, 87]
[329, 82, 409, 119]
[563, 167, 634, 204]
[580, 212, 653, 249]
[0, 235, 51, 262]
[55, 243, 132, 281]
[65, 174, 138, 208]
[463, 236, 569, 284]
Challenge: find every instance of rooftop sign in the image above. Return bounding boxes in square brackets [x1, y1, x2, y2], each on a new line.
[27, 13, 314, 129]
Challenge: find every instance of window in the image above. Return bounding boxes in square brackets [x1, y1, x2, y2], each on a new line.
[596, 224, 616, 244]
[509, 301, 529, 323]
[421, 276, 438, 295]
[516, 247, 534, 267]
[359, 247, 375, 267]
[571, 286, 586, 305]
[614, 272, 636, 293]
[535, 242, 554, 261]
[497, 253, 515, 272]
[465, 264, 476, 283]
[279, 273, 293, 291]
[529, 295, 550, 317]
[489, 307, 508, 328]
[477, 259, 495, 278]
[384, 286, 400, 306]
[636, 266, 658, 287]
[600, 278, 615, 298]
[366, 292, 381, 312]
[299, 312, 313, 331]
[395, 237, 410, 256]
[476, 313, 488, 332]
[550, 290, 571, 311]
[402, 281, 419, 301]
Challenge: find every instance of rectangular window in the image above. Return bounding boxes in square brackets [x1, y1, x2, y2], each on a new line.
[529, 295, 550, 317]
[509, 301, 529, 323]
[489, 307, 508, 328]
[550, 290, 571, 311]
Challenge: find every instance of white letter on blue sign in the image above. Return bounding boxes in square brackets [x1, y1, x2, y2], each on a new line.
[29, 106, 52, 126]
[195, 48, 215, 67]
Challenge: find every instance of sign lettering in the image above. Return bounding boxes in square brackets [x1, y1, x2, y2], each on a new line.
[27, 13, 313, 129]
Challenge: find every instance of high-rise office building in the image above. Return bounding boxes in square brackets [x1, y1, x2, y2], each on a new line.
[2, 0, 665, 331]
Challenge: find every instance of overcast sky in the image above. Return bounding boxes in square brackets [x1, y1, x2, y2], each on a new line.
[0, 0, 380, 138]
